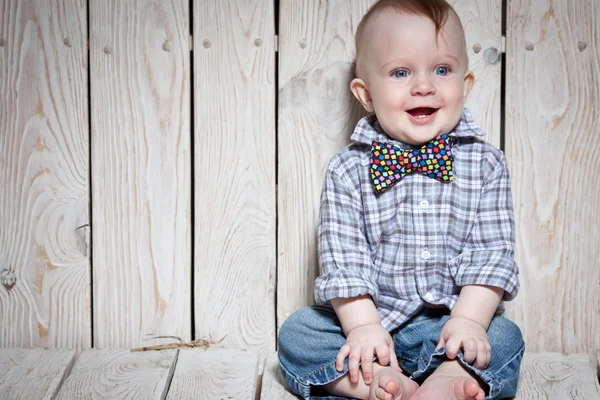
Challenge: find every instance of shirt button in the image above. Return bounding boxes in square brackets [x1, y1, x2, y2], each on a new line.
[419, 199, 429, 209]
[421, 249, 431, 260]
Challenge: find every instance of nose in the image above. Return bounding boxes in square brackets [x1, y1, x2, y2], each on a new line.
[411, 73, 436, 96]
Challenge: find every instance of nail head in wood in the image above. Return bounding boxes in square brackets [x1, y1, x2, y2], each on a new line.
[525, 42, 534, 51]
[484, 47, 500, 65]
[203, 39, 211, 49]
[578, 41, 587, 52]
[299, 39, 307, 49]
[254, 38, 263, 47]
[64, 38, 72, 47]
[473, 44, 481, 53]
[0, 38, 4, 47]
[103, 45, 113, 54]
[0, 269, 16, 288]
[162, 40, 171, 52]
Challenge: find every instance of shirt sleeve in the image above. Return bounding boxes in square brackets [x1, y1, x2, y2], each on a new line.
[313, 159, 380, 304]
[450, 154, 520, 300]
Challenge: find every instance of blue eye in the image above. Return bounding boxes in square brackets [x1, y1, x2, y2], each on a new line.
[435, 66, 450, 76]
[393, 69, 409, 78]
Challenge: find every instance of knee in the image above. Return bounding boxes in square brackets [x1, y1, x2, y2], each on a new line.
[488, 317, 524, 352]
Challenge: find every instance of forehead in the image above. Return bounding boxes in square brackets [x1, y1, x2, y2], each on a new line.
[364, 11, 465, 66]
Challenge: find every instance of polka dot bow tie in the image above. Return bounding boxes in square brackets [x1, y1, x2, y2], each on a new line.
[370, 134, 454, 194]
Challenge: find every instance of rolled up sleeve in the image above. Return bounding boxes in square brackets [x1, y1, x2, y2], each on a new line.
[451, 154, 520, 300]
[314, 159, 379, 304]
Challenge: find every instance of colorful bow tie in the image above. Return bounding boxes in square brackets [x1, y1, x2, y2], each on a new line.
[370, 134, 454, 194]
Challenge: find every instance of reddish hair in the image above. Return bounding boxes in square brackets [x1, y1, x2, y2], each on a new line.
[355, 0, 462, 75]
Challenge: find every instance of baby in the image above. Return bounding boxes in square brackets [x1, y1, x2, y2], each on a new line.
[278, 1, 524, 399]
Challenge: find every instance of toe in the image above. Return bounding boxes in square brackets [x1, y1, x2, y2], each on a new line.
[376, 388, 392, 400]
[380, 375, 400, 396]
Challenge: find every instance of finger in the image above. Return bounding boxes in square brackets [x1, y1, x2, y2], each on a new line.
[485, 341, 492, 368]
[336, 344, 350, 372]
[389, 343, 403, 373]
[475, 340, 488, 369]
[361, 346, 375, 385]
[463, 338, 478, 364]
[375, 344, 390, 367]
[435, 335, 446, 351]
[445, 337, 461, 359]
[348, 346, 362, 383]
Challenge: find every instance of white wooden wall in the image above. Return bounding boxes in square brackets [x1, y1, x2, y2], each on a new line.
[0, 0, 598, 371]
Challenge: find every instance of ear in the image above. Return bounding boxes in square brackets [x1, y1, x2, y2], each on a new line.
[351, 78, 375, 112]
[463, 70, 475, 98]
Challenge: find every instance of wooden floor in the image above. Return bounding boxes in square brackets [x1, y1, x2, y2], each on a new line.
[0, 349, 598, 399]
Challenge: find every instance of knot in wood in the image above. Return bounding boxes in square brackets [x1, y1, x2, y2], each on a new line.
[254, 38, 263, 47]
[64, 38, 72, 47]
[473, 43, 482, 53]
[525, 42, 534, 51]
[578, 41, 587, 52]
[202, 39, 211, 49]
[0, 38, 5, 47]
[299, 39, 307, 49]
[103, 45, 113, 54]
[0, 269, 16, 288]
[162, 40, 171, 52]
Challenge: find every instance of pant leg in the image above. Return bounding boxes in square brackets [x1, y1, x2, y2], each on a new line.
[394, 311, 525, 399]
[277, 304, 352, 400]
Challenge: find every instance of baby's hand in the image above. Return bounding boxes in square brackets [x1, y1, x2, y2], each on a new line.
[436, 316, 491, 369]
[336, 323, 402, 385]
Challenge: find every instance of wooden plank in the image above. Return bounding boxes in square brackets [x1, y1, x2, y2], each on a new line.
[504, 0, 600, 366]
[277, 0, 502, 328]
[193, 0, 276, 365]
[0, 0, 90, 348]
[450, 0, 502, 147]
[89, 0, 191, 347]
[277, 0, 376, 329]
[55, 349, 176, 399]
[516, 353, 600, 399]
[167, 348, 259, 399]
[260, 352, 297, 400]
[0, 348, 76, 400]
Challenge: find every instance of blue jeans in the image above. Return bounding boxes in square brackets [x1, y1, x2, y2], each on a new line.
[278, 304, 524, 399]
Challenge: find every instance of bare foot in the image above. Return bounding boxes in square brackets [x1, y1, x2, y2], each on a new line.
[369, 367, 419, 400]
[409, 361, 485, 400]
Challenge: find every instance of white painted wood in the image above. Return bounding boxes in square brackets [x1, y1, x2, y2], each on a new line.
[515, 353, 600, 399]
[55, 349, 176, 399]
[0, 348, 76, 400]
[0, 0, 90, 348]
[277, 0, 376, 329]
[89, 0, 191, 347]
[450, 0, 502, 147]
[166, 348, 259, 399]
[504, 0, 600, 366]
[260, 352, 297, 400]
[193, 0, 276, 366]
[277, 0, 502, 329]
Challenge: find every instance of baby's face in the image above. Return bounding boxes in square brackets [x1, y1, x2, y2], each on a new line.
[353, 12, 473, 145]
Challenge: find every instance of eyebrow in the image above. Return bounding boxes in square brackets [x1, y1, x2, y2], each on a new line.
[379, 54, 462, 73]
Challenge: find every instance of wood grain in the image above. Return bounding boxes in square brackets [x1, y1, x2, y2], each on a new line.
[89, 0, 191, 347]
[55, 349, 176, 399]
[0, 348, 76, 400]
[166, 348, 259, 400]
[515, 353, 600, 399]
[277, 0, 375, 329]
[504, 0, 599, 366]
[450, 0, 502, 147]
[259, 352, 297, 400]
[0, 0, 90, 348]
[276, 0, 502, 329]
[193, 0, 276, 366]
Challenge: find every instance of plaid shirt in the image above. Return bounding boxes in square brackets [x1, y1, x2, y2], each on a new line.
[314, 109, 520, 331]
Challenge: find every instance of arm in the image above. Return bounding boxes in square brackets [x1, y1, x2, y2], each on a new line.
[331, 295, 381, 336]
[451, 285, 503, 330]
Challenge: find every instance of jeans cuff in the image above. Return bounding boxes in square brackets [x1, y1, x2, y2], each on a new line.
[411, 347, 505, 400]
[279, 358, 350, 399]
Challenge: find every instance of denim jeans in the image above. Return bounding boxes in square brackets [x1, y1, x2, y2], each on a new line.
[278, 304, 524, 399]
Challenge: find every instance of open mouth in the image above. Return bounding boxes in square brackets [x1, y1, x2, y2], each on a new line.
[407, 107, 438, 118]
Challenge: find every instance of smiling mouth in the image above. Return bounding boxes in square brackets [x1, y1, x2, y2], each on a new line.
[407, 107, 438, 118]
